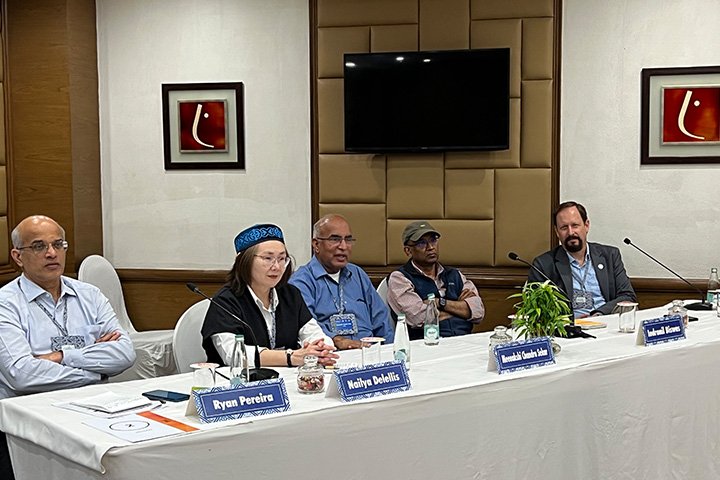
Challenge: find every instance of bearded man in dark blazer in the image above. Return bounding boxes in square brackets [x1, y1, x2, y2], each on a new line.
[529, 201, 636, 318]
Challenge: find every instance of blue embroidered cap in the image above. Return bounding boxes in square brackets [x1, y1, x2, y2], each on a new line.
[234, 224, 285, 253]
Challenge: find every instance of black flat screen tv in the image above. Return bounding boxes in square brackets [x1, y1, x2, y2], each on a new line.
[343, 48, 510, 153]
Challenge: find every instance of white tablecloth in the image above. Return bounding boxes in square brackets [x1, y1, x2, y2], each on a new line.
[2, 304, 720, 479]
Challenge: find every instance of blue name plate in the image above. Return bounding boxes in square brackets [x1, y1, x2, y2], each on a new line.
[193, 378, 290, 423]
[494, 337, 555, 374]
[332, 361, 411, 402]
[641, 314, 685, 346]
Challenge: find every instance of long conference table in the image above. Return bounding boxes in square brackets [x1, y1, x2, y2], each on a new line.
[2, 303, 720, 479]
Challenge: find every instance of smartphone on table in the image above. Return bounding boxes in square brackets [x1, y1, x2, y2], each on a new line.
[142, 389, 190, 402]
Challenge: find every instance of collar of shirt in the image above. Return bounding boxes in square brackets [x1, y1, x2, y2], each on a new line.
[565, 243, 592, 269]
[246, 285, 278, 313]
[19, 274, 78, 303]
[308, 255, 351, 283]
[410, 260, 445, 278]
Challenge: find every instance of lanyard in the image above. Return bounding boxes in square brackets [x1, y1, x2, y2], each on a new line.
[570, 258, 592, 293]
[17, 278, 69, 336]
[268, 290, 277, 349]
[35, 298, 69, 337]
[323, 276, 345, 314]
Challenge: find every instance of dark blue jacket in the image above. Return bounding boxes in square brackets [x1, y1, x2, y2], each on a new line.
[396, 261, 473, 340]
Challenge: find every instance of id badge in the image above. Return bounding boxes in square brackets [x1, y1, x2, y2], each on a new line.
[51, 335, 86, 352]
[329, 313, 358, 335]
[572, 291, 593, 310]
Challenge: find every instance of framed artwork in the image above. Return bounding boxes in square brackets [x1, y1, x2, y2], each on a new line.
[162, 82, 245, 170]
[641, 66, 720, 165]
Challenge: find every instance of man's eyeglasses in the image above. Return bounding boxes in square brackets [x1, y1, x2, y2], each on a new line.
[254, 255, 291, 268]
[407, 235, 440, 249]
[315, 235, 357, 246]
[16, 239, 69, 255]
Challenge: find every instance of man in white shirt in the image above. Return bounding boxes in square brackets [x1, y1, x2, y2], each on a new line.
[0, 215, 136, 478]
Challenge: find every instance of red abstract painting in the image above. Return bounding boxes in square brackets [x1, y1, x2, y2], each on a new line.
[662, 87, 720, 143]
[178, 101, 228, 152]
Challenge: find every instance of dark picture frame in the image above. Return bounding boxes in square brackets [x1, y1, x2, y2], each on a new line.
[162, 82, 245, 170]
[641, 66, 720, 165]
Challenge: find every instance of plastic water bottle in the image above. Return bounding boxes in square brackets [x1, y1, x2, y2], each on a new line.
[424, 293, 440, 345]
[393, 313, 411, 370]
[707, 268, 720, 303]
[230, 334, 249, 385]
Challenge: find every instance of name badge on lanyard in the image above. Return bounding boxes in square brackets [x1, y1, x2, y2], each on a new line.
[51, 335, 86, 352]
[572, 291, 593, 310]
[330, 313, 358, 335]
[325, 276, 357, 335]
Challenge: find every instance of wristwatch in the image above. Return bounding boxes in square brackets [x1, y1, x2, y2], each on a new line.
[438, 297, 447, 311]
[286, 349, 294, 367]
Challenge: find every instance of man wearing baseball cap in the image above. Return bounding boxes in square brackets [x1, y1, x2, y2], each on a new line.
[387, 220, 485, 339]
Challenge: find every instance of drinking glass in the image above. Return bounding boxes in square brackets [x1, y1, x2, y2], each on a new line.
[616, 301, 638, 333]
[190, 362, 219, 389]
[360, 337, 385, 367]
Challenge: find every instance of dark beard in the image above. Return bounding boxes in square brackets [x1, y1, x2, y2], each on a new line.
[564, 235, 583, 253]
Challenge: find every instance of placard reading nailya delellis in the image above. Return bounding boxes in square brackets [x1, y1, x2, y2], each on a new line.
[326, 361, 411, 402]
[489, 336, 555, 374]
[637, 314, 686, 346]
[189, 378, 290, 423]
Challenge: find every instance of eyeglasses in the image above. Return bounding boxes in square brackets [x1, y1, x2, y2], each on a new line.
[408, 235, 439, 249]
[16, 239, 69, 255]
[315, 235, 357, 246]
[254, 255, 291, 268]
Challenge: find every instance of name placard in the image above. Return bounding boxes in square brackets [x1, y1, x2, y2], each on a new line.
[192, 378, 290, 423]
[326, 361, 411, 402]
[638, 314, 686, 346]
[493, 337, 555, 374]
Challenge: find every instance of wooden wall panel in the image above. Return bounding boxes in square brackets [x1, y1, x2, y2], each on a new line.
[4, 0, 102, 278]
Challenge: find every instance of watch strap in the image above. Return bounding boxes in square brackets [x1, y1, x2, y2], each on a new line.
[286, 349, 293, 367]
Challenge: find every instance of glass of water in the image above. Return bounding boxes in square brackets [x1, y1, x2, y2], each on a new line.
[360, 337, 385, 367]
[190, 362, 218, 389]
[616, 301, 638, 333]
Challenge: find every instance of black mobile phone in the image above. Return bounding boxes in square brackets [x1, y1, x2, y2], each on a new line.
[142, 389, 190, 402]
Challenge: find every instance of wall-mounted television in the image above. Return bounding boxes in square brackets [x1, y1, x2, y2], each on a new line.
[343, 48, 510, 153]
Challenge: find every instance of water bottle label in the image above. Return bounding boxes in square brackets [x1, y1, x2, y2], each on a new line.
[394, 349, 407, 362]
[424, 325, 439, 340]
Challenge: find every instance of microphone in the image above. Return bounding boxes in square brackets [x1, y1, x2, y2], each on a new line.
[186, 283, 279, 380]
[508, 252, 567, 296]
[622, 238, 713, 311]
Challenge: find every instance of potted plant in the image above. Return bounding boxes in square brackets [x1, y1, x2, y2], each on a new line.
[508, 281, 572, 353]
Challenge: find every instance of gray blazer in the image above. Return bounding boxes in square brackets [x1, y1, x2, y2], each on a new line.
[528, 242, 637, 316]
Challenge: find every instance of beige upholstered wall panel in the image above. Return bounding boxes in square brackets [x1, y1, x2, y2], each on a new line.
[317, 0, 418, 27]
[387, 219, 493, 266]
[0, 217, 7, 265]
[314, 0, 558, 269]
[319, 154, 386, 203]
[0, 92, 5, 165]
[470, 19, 521, 98]
[371, 25, 418, 52]
[318, 203, 386, 265]
[494, 168, 552, 267]
[445, 98, 520, 168]
[317, 79, 344, 153]
[317, 27, 369, 78]
[471, 0, 554, 19]
[521, 80, 553, 168]
[0, 167, 6, 215]
[419, 0, 469, 50]
[444, 169, 494, 219]
[386, 154, 444, 218]
[522, 18, 554, 80]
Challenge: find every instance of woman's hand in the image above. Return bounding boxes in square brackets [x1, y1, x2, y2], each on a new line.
[292, 339, 339, 366]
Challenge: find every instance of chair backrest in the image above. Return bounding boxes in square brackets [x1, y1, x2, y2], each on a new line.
[173, 299, 210, 373]
[376, 277, 389, 305]
[78, 255, 136, 334]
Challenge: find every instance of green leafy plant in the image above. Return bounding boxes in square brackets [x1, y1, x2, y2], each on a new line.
[508, 281, 572, 339]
